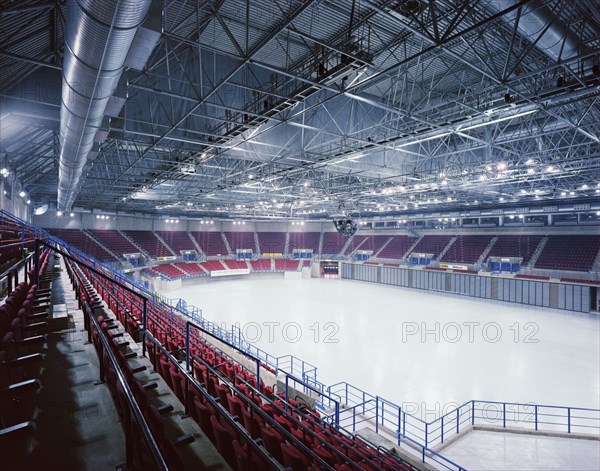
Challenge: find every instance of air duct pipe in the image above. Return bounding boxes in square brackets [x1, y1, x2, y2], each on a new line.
[486, 0, 585, 63]
[57, 0, 151, 211]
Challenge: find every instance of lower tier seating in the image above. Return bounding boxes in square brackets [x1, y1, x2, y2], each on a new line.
[0, 250, 53, 464]
[66, 251, 416, 471]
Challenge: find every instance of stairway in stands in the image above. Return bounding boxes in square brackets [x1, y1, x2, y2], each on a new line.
[117, 229, 148, 257]
[253, 231, 261, 256]
[84, 229, 121, 261]
[374, 236, 393, 258]
[478, 236, 498, 265]
[221, 232, 233, 256]
[187, 230, 204, 256]
[403, 235, 423, 261]
[528, 236, 549, 268]
[340, 234, 356, 256]
[153, 231, 177, 256]
[436, 236, 457, 261]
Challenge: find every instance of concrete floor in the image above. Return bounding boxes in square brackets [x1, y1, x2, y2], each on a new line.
[20, 259, 126, 470]
[440, 430, 600, 471]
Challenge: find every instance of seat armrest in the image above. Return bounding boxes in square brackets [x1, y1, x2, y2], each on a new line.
[5, 353, 44, 367]
[142, 381, 158, 391]
[16, 335, 45, 345]
[22, 322, 48, 331]
[157, 404, 174, 414]
[0, 421, 36, 441]
[174, 434, 195, 447]
[0, 379, 41, 397]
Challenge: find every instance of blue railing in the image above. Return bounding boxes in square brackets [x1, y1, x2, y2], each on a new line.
[325, 386, 600, 450]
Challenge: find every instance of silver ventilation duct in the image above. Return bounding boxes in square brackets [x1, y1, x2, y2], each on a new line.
[57, 0, 152, 211]
[487, 0, 585, 62]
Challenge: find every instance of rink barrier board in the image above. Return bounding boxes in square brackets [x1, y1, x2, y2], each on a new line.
[340, 263, 593, 313]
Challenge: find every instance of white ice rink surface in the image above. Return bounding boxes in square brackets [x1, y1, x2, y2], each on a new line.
[165, 277, 600, 418]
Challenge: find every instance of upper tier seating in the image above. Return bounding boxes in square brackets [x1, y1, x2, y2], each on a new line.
[377, 235, 417, 259]
[47, 229, 115, 261]
[485, 235, 543, 263]
[410, 235, 454, 258]
[321, 232, 347, 255]
[257, 232, 286, 254]
[288, 232, 320, 252]
[190, 232, 227, 256]
[224, 232, 256, 252]
[89, 230, 139, 257]
[535, 235, 600, 272]
[344, 235, 369, 255]
[345, 235, 391, 255]
[441, 235, 493, 264]
[0, 215, 36, 238]
[123, 231, 171, 258]
[156, 231, 197, 253]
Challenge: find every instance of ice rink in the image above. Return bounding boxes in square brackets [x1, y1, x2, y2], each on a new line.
[165, 276, 600, 418]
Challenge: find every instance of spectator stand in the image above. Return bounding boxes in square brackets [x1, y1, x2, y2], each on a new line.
[236, 249, 253, 260]
[354, 250, 373, 262]
[124, 252, 145, 267]
[409, 253, 434, 266]
[488, 256, 523, 274]
[180, 250, 198, 262]
[291, 249, 313, 260]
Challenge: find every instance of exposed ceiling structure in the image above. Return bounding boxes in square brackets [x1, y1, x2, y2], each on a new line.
[1, 0, 599, 220]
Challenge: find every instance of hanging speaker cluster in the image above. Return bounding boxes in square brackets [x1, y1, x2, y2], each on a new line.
[333, 217, 358, 237]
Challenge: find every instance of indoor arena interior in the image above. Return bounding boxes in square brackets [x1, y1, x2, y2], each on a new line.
[1, 0, 599, 470]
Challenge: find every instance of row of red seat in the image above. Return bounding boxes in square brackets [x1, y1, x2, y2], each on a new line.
[144, 258, 307, 281]
[515, 274, 550, 281]
[0, 238, 35, 267]
[560, 277, 600, 285]
[71, 256, 414, 470]
[0, 249, 52, 462]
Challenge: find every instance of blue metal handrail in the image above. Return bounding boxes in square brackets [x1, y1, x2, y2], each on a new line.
[390, 432, 468, 471]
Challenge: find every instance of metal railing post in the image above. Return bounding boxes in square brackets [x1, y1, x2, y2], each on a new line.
[142, 298, 147, 357]
[441, 415, 444, 443]
[256, 358, 261, 398]
[535, 405, 538, 431]
[503, 402, 506, 428]
[34, 239, 40, 288]
[568, 408, 571, 433]
[457, 407, 460, 434]
[285, 375, 289, 414]
[375, 396, 379, 433]
[185, 322, 191, 372]
[397, 406, 401, 445]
